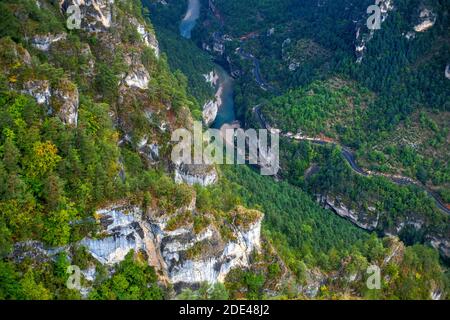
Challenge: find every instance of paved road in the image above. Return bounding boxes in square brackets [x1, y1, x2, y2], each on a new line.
[254, 106, 450, 215]
[236, 48, 276, 92]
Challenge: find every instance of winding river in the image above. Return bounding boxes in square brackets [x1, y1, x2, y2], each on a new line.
[179, 0, 201, 39]
[211, 66, 236, 129]
[180, 0, 236, 129]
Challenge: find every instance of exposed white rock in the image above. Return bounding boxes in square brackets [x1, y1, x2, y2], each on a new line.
[201, 70, 220, 126]
[136, 23, 160, 58]
[404, 31, 416, 40]
[22, 80, 51, 105]
[174, 163, 218, 187]
[414, 8, 436, 32]
[22, 78, 78, 126]
[124, 64, 150, 90]
[81, 266, 97, 282]
[203, 71, 219, 87]
[60, 0, 114, 32]
[159, 215, 262, 284]
[318, 195, 379, 230]
[288, 61, 300, 72]
[428, 236, 450, 259]
[445, 64, 450, 80]
[139, 141, 160, 164]
[80, 206, 155, 265]
[80, 204, 263, 286]
[202, 100, 219, 126]
[431, 289, 442, 300]
[30, 33, 66, 51]
[53, 79, 79, 126]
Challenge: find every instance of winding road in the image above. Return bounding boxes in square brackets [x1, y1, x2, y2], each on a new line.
[236, 48, 276, 92]
[253, 105, 450, 215]
[202, 2, 449, 215]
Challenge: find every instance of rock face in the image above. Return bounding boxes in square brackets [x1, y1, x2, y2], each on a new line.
[413, 8, 436, 32]
[22, 80, 52, 105]
[318, 194, 450, 260]
[80, 203, 263, 286]
[202, 71, 220, 126]
[135, 21, 160, 58]
[317, 195, 379, 230]
[202, 100, 219, 126]
[53, 79, 79, 126]
[22, 78, 79, 126]
[135, 136, 160, 164]
[30, 33, 66, 51]
[428, 236, 450, 259]
[174, 163, 218, 187]
[124, 64, 150, 90]
[60, 0, 114, 32]
[445, 64, 450, 80]
[159, 215, 262, 284]
[80, 206, 159, 265]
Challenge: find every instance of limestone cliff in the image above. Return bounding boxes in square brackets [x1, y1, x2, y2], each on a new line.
[317, 194, 449, 259]
[80, 201, 263, 290]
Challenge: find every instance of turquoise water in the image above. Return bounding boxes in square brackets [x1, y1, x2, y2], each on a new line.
[179, 0, 236, 128]
[212, 66, 236, 129]
[180, 0, 200, 39]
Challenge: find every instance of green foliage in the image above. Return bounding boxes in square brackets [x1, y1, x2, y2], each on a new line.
[43, 206, 78, 246]
[306, 145, 449, 236]
[224, 269, 265, 300]
[0, 0, 64, 42]
[177, 282, 230, 300]
[89, 251, 163, 300]
[223, 165, 370, 272]
[262, 79, 372, 148]
[0, 261, 22, 299]
[19, 270, 52, 300]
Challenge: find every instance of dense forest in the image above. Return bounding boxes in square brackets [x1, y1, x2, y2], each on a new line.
[173, 0, 449, 230]
[0, 0, 448, 301]
[147, 0, 450, 299]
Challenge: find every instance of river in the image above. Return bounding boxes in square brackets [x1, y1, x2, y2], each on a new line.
[179, 0, 201, 39]
[211, 66, 236, 129]
[180, 0, 236, 129]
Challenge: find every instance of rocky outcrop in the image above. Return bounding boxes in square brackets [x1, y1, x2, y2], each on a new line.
[80, 206, 159, 266]
[0, 38, 78, 126]
[22, 80, 52, 105]
[60, 0, 114, 33]
[202, 100, 219, 126]
[445, 64, 450, 80]
[52, 79, 79, 126]
[134, 19, 160, 58]
[136, 136, 160, 164]
[318, 194, 450, 260]
[174, 163, 218, 187]
[159, 215, 262, 285]
[413, 8, 436, 32]
[123, 64, 150, 90]
[202, 70, 220, 126]
[21, 78, 79, 126]
[80, 203, 263, 286]
[427, 236, 450, 259]
[30, 33, 67, 51]
[317, 195, 379, 230]
[204, 71, 219, 86]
